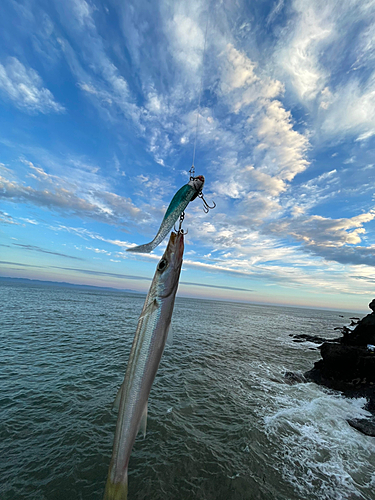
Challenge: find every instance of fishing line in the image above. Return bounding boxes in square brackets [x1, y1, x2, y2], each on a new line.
[190, 7, 210, 179]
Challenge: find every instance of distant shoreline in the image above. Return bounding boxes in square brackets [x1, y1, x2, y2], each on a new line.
[0, 275, 366, 315]
[0, 276, 142, 294]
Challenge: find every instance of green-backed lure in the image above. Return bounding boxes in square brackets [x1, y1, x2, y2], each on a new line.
[127, 175, 205, 253]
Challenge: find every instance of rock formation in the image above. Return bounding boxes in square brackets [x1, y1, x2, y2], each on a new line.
[302, 299, 375, 436]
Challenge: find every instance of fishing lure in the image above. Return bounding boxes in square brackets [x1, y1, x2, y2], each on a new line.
[127, 175, 205, 253]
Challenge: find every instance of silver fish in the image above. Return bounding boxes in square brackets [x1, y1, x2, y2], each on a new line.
[103, 231, 184, 500]
[126, 175, 204, 253]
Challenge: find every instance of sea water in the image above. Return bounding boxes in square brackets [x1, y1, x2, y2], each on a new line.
[1, 282, 374, 500]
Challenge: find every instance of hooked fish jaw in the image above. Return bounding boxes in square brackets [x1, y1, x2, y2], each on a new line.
[161, 231, 184, 266]
[157, 232, 184, 297]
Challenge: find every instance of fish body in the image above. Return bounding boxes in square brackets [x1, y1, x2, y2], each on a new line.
[127, 175, 204, 253]
[103, 231, 184, 500]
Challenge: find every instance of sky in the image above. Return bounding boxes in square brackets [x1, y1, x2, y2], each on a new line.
[0, 0, 375, 312]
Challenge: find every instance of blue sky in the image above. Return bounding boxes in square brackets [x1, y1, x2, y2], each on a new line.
[1, 0, 374, 312]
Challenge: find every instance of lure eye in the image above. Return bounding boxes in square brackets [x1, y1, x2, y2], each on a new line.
[157, 259, 168, 272]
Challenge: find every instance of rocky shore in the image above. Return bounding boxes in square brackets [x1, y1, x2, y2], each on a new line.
[291, 299, 375, 436]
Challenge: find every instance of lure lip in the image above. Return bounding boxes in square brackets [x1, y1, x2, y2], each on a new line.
[188, 175, 205, 195]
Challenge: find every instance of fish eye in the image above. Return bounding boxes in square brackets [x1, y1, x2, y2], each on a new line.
[157, 259, 168, 272]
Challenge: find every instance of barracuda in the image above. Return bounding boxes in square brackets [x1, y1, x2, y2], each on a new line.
[126, 176, 204, 253]
[103, 231, 184, 500]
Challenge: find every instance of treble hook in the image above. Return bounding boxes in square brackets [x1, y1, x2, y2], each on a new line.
[198, 192, 216, 213]
[174, 211, 188, 235]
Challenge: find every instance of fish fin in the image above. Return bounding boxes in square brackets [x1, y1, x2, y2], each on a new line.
[103, 471, 128, 500]
[139, 401, 148, 438]
[113, 382, 124, 412]
[139, 298, 158, 321]
[166, 322, 173, 346]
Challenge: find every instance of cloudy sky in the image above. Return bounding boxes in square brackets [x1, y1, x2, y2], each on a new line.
[1, 0, 374, 312]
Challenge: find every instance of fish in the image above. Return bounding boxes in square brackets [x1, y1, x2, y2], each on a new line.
[103, 230, 185, 500]
[126, 175, 204, 253]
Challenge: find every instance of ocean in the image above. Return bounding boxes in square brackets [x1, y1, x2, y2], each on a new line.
[1, 281, 374, 500]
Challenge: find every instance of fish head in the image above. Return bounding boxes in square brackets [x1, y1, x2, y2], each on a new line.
[188, 175, 205, 193]
[156, 231, 184, 298]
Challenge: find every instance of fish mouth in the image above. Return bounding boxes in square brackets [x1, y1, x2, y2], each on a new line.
[159, 231, 184, 299]
[166, 231, 184, 260]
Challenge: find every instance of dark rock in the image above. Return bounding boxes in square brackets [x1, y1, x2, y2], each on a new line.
[305, 343, 375, 390]
[284, 371, 306, 384]
[302, 299, 375, 436]
[320, 343, 375, 381]
[304, 299, 375, 387]
[342, 300, 375, 346]
[365, 396, 375, 413]
[347, 418, 375, 437]
[291, 333, 339, 344]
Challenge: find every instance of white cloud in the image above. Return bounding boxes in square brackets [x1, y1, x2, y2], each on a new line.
[244, 166, 286, 196]
[51, 224, 134, 250]
[265, 210, 375, 266]
[275, 0, 333, 101]
[221, 43, 258, 92]
[71, 0, 94, 27]
[266, 0, 285, 26]
[220, 44, 284, 112]
[0, 165, 142, 227]
[1, 0, 373, 309]
[0, 211, 20, 225]
[179, 221, 372, 294]
[56, 1, 140, 128]
[0, 57, 64, 113]
[320, 77, 375, 140]
[284, 168, 340, 215]
[351, 16, 375, 72]
[146, 91, 163, 114]
[181, 208, 375, 296]
[256, 99, 309, 181]
[206, 41, 309, 221]
[86, 246, 112, 255]
[272, 0, 375, 142]
[168, 13, 205, 72]
[20, 217, 39, 225]
[292, 212, 374, 246]
[211, 97, 309, 227]
[319, 86, 333, 109]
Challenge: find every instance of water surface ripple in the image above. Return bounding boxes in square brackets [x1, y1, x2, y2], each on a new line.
[1, 283, 374, 500]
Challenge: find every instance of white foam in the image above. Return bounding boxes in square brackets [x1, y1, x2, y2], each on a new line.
[264, 390, 375, 500]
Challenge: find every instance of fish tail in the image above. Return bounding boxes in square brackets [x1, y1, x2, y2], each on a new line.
[126, 240, 155, 253]
[127, 223, 171, 253]
[103, 471, 128, 500]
